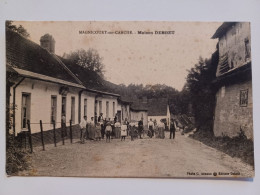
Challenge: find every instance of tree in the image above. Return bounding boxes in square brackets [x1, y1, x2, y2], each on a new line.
[64, 48, 105, 77]
[184, 51, 218, 132]
[6, 21, 30, 38]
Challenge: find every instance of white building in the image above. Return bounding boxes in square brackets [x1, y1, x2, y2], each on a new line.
[147, 98, 171, 128]
[6, 30, 119, 137]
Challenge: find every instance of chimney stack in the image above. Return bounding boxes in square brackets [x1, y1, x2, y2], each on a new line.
[40, 34, 55, 53]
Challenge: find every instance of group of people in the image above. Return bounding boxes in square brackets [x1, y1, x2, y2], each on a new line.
[147, 118, 177, 139]
[79, 113, 128, 143]
[79, 113, 178, 144]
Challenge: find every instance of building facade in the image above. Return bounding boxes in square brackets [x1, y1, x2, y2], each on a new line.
[147, 98, 170, 128]
[6, 30, 120, 137]
[212, 22, 253, 139]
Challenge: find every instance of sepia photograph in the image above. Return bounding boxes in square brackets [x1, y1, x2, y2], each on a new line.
[5, 21, 254, 178]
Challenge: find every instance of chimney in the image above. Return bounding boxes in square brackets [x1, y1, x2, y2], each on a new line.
[40, 34, 55, 53]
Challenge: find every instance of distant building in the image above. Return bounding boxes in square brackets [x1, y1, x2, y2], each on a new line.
[117, 97, 131, 123]
[212, 22, 253, 139]
[147, 98, 170, 129]
[130, 101, 148, 127]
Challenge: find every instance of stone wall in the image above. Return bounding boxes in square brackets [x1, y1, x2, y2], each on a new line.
[217, 22, 251, 77]
[213, 79, 253, 139]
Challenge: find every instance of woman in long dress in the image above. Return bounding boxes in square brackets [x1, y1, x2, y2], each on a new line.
[87, 117, 96, 140]
[121, 122, 127, 141]
[157, 119, 165, 139]
[95, 122, 102, 141]
[114, 120, 121, 139]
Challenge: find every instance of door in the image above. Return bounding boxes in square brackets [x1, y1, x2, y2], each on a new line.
[117, 111, 121, 123]
[71, 97, 75, 124]
[61, 96, 66, 121]
[21, 93, 31, 129]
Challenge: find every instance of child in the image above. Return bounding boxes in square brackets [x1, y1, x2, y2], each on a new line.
[95, 122, 102, 141]
[105, 122, 112, 142]
[121, 122, 127, 141]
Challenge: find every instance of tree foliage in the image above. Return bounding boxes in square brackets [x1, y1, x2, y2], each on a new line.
[185, 51, 219, 131]
[6, 21, 30, 38]
[63, 48, 105, 77]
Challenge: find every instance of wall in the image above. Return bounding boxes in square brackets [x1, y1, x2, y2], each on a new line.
[10, 78, 81, 134]
[147, 105, 171, 127]
[130, 110, 148, 126]
[217, 22, 251, 76]
[96, 95, 118, 120]
[80, 91, 96, 122]
[121, 104, 130, 122]
[213, 79, 253, 139]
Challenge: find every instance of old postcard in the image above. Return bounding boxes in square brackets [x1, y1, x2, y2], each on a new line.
[6, 21, 254, 178]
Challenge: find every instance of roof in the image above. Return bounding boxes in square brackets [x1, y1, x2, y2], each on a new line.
[6, 30, 83, 87]
[11, 67, 85, 89]
[130, 101, 148, 111]
[119, 96, 133, 104]
[60, 58, 120, 97]
[147, 98, 169, 116]
[211, 22, 237, 39]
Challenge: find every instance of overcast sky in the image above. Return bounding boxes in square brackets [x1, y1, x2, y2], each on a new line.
[13, 21, 221, 91]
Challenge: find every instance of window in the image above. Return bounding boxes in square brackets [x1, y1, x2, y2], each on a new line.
[245, 38, 251, 61]
[99, 101, 102, 115]
[71, 97, 75, 124]
[51, 96, 57, 124]
[113, 102, 115, 117]
[106, 101, 109, 118]
[21, 93, 31, 129]
[84, 98, 87, 116]
[240, 89, 248, 107]
[61, 96, 66, 119]
[95, 100, 98, 115]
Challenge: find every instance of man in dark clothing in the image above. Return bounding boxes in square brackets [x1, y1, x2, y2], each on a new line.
[170, 118, 176, 139]
[138, 119, 143, 139]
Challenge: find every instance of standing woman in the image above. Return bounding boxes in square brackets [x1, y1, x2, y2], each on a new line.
[114, 120, 121, 139]
[98, 113, 104, 139]
[95, 122, 102, 141]
[158, 119, 165, 139]
[121, 122, 127, 141]
[88, 117, 96, 140]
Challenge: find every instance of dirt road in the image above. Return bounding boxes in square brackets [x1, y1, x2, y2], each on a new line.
[22, 132, 254, 178]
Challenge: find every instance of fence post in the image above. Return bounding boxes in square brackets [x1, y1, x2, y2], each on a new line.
[27, 120, 33, 153]
[70, 120, 73, 143]
[40, 120, 45, 151]
[53, 121, 57, 147]
[61, 120, 65, 145]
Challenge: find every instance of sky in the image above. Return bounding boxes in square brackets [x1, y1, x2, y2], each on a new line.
[13, 21, 221, 91]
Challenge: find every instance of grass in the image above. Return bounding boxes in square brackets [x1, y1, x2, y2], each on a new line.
[6, 135, 31, 175]
[189, 130, 254, 167]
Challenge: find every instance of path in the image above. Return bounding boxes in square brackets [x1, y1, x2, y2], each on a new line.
[21, 132, 254, 178]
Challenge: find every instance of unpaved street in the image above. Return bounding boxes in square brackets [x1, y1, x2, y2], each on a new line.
[22, 132, 254, 178]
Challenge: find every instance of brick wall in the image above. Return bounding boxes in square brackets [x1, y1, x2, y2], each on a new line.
[213, 79, 253, 139]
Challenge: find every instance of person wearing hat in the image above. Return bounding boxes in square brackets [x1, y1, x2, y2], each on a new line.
[170, 118, 176, 139]
[138, 118, 144, 139]
[98, 113, 105, 139]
